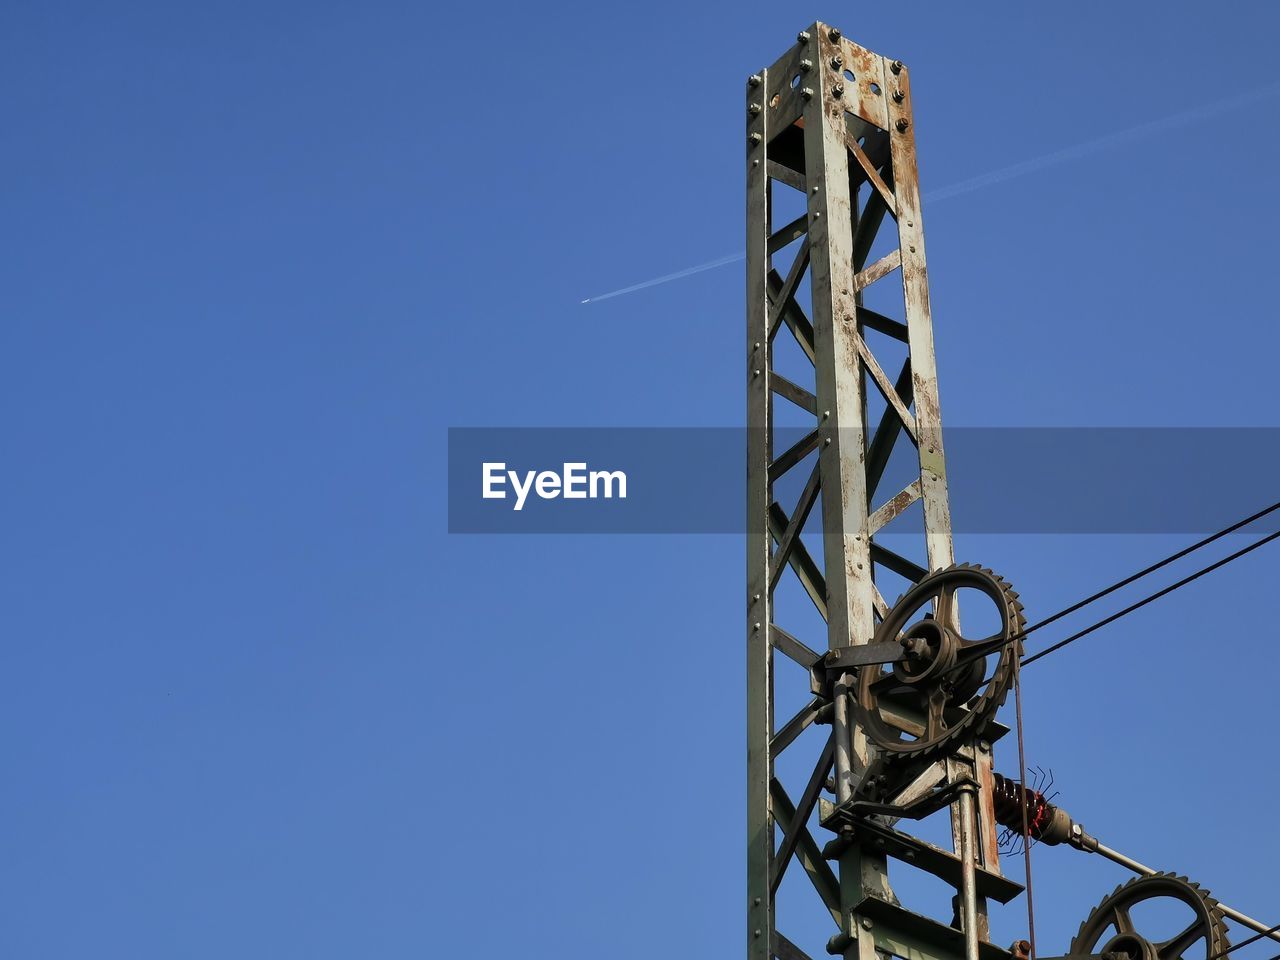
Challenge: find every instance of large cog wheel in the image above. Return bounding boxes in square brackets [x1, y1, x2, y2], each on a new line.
[854, 563, 1023, 761]
[1070, 873, 1229, 960]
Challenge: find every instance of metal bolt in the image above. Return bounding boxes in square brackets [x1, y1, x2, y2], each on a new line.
[749, 132, 763, 145]
[824, 437, 831, 446]
[861, 918, 874, 931]
[749, 102, 761, 115]
[752, 159, 759, 166]
[829, 56, 842, 70]
[754, 897, 762, 906]
[890, 59, 903, 74]
[753, 341, 761, 349]
[754, 622, 761, 631]
[892, 88, 905, 103]
[829, 27, 841, 40]
[979, 741, 992, 753]
[801, 87, 814, 100]
[799, 59, 813, 72]
[752, 369, 761, 377]
[753, 593, 760, 602]
[812, 210, 821, 218]
[748, 74, 762, 87]
[797, 30, 811, 43]
[832, 84, 844, 98]
[754, 929, 762, 938]
[895, 118, 910, 132]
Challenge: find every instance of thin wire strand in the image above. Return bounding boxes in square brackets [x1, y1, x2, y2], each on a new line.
[1022, 528, 1280, 666]
[1014, 500, 1280, 644]
[1012, 654, 1037, 959]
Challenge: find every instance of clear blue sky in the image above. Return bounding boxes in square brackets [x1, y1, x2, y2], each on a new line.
[2, 2, 1277, 957]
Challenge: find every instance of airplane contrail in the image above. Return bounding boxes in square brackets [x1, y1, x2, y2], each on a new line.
[578, 252, 745, 304]
[580, 80, 1280, 305]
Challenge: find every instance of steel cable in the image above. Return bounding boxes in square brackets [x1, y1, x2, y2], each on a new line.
[1017, 499, 1280, 646]
[1011, 655, 1037, 958]
[1021, 526, 1280, 666]
[1210, 922, 1280, 960]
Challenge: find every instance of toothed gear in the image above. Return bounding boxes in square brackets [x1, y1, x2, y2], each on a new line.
[1070, 873, 1229, 960]
[854, 563, 1023, 760]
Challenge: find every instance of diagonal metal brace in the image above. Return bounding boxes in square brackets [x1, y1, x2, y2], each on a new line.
[825, 776, 980, 827]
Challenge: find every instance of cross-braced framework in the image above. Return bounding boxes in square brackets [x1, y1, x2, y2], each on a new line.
[746, 23, 1020, 960]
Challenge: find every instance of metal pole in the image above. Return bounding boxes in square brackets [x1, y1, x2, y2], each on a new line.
[1090, 841, 1280, 945]
[832, 673, 854, 803]
[744, 48, 776, 960]
[958, 784, 980, 960]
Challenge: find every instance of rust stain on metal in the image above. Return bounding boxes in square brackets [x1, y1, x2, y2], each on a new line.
[854, 249, 902, 291]
[868, 478, 923, 535]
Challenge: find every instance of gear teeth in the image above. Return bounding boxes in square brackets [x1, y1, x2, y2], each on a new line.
[1070, 873, 1229, 960]
[857, 562, 1025, 762]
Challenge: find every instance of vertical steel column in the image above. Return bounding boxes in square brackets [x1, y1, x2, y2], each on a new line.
[745, 48, 775, 960]
[800, 31, 890, 960]
[747, 22, 1009, 960]
[800, 31, 875, 802]
[881, 56, 1003, 934]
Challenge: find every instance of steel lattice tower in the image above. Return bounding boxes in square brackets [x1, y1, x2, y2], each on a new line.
[746, 22, 1018, 960]
[745, 23, 1280, 960]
